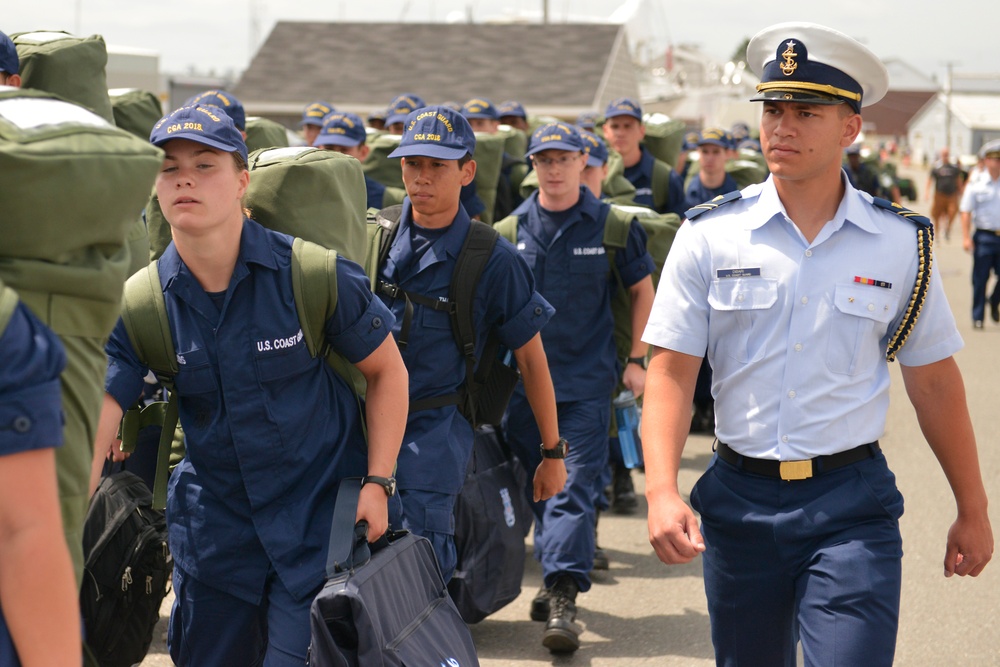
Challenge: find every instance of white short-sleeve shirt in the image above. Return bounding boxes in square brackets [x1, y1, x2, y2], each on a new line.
[643, 175, 963, 460]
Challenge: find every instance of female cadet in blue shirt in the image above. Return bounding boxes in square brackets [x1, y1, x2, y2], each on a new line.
[0, 294, 81, 667]
[91, 105, 409, 666]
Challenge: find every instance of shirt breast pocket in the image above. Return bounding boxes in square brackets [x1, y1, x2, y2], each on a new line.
[173, 347, 217, 396]
[825, 283, 899, 376]
[707, 277, 778, 364]
[569, 253, 609, 294]
[253, 338, 315, 383]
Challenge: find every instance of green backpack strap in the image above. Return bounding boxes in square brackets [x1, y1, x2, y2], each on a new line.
[290, 238, 368, 434]
[0, 281, 19, 336]
[602, 205, 633, 289]
[119, 260, 178, 510]
[651, 158, 673, 212]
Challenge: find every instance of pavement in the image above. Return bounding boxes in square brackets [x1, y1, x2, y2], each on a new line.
[140, 161, 999, 666]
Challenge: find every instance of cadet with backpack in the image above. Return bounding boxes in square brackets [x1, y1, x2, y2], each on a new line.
[367, 105, 566, 584]
[602, 97, 686, 218]
[496, 122, 655, 653]
[91, 105, 409, 666]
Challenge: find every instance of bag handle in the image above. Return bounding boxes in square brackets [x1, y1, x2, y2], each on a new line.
[325, 478, 372, 578]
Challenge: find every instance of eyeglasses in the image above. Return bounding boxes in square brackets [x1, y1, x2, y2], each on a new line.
[531, 154, 582, 168]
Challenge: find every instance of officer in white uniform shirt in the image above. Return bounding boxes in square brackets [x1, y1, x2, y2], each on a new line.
[641, 22, 993, 667]
[959, 139, 1000, 328]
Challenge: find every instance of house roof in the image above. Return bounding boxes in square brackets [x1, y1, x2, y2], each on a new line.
[862, 90, 937, 137]
[947, 93, 1000, 131]
[233, 21, 638, 119]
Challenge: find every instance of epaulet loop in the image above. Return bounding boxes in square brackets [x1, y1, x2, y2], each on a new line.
[685, 190, 743, 220]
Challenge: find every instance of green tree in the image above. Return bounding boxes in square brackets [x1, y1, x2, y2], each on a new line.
[731, 37, 751, 64]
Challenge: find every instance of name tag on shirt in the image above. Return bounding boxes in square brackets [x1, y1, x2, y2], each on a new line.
[717, 267, 761, 279]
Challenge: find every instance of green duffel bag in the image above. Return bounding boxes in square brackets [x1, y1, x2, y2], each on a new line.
[500, 125, 528, 163]
[109, 88, 162, 140]
[148, 146, 369, 264]
[362, 132, 404, 189]
[472, 131, 507, 224]
[245, 115, 290, 153]
[0, 87, 163, 583]
[641, 114, 686, 169]
[726, 158, 768, 188]
[245, 146, 368, 264]
[12, 30, 114, 122]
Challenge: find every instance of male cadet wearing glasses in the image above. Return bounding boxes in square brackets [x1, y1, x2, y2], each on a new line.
[502, 123, 655, 653]
[642, 22, 993, 666]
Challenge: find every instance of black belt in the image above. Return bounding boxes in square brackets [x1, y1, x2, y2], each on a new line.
[975, 228, 1000, 236]
[716, 441, 880, 481]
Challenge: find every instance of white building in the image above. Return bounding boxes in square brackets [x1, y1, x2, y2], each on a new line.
[908, 92, 1000, 165]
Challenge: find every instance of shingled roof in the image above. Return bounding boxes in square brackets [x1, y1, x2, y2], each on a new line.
[233, 21, 639, 124]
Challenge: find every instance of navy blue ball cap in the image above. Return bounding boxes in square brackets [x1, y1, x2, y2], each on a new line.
[313, 112, 366, 148]
[0, 30, 18, 75]
[462, 97, 498, 120]
[604, 97, 643, 121]
[183, 90, 246, 130]
[526, 122, 586, 157]
[497, 100, 526, 119]
[386, 93, 427, 125]
[747, 22, 888, 114]
[697, 127, 730, 149]
[388, 105, 476, 160]
[150, 104, 248, 165]
[300, 100, 335, 127]
[579, 130, 608, 167]
[575, 111, 599, 131]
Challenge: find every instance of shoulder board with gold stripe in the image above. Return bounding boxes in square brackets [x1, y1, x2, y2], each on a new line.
[871, 197, 931, 229]
[685, 190, 743, 220]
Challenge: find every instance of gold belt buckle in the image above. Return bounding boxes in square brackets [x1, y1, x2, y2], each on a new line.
[779, 460, 813, 481]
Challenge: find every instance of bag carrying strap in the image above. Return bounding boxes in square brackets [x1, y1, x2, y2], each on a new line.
[651, 157, 672, 212]
[325, 477, 372, 577]
[119, 261, 178, 511]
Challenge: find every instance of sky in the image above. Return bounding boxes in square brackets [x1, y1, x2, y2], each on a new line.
[4, 0, 999, 84]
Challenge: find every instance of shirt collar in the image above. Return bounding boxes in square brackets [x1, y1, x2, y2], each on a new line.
[157, 217, 279, 291]
[746, 172, 881, 236]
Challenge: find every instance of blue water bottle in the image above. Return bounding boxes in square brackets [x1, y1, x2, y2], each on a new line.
[613, 390, 642, 469]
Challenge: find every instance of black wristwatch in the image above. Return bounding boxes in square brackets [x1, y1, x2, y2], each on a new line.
[362, 475, 397, 497]
[540, 438, 569, 459]
[627, 356, 647, 369]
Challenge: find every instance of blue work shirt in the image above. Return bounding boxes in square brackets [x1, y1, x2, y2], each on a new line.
[508, 187, 655, 402]
[684, 173, 740, 212]
[644, 175, 963, 459]
[625, 146, 685, 217]
[377, 199, 552, 495]
[104, 218, 394, 604]
[0, 300, 66, 667]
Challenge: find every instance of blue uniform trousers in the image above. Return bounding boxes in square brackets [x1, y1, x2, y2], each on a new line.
[971, 229, 1000, 322]
[504, 394, 610, 592]
[691, 451, 904, 667]
[168, 564, 312, 667]
[399, 488, 459, 582]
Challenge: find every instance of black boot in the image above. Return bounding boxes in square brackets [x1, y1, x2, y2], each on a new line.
[530, 583, 551, 622]
[542, 575, 581, 653]
[612, 463, 637, 514]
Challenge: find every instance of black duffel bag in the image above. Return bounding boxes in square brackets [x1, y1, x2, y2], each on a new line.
[308, 478, 480, 667]
[448, 425, 533, 623]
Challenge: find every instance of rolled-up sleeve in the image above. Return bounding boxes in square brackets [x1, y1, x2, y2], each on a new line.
[324, 257, 396, 363]
[0, 302, 67, 454]
[104, 317, 149, 413]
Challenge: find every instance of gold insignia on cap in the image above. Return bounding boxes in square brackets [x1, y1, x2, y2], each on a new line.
[780, 40, 799, 76]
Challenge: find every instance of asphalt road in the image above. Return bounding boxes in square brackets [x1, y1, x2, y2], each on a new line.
[140, 164, 999, 666]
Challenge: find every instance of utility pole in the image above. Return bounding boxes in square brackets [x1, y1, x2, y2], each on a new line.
[542, 0, 549, 24]
[944, 61, 956, 153]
